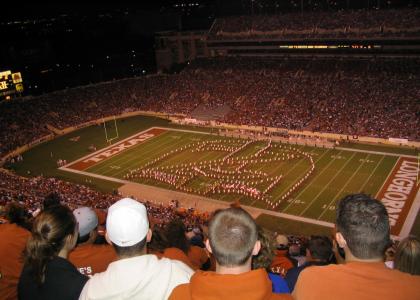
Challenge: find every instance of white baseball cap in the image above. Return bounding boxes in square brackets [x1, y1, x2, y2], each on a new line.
[73, 207, 99, 238]
[106, 198, 149, 247]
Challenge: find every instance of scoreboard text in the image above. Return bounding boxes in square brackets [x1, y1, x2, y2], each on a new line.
[0, 70, 23, 100]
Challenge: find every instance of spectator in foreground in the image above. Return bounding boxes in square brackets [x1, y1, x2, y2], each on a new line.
[270, 234, 295, 277]
[79, 198, 193, 300]
[253, 226, 290, 294]
[0, 203, 31, 300]
[18, 205, 88, 300]
[169, 207, 292, 299]
[69, 207, 117, 277]
[293, 193, 420, 300]
[285, 235, 333, 292]
[162, 219, 196, 270]
[394, 236, 420, 275]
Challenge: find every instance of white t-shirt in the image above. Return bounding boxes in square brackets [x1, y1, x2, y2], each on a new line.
[79, 254, 194, 300]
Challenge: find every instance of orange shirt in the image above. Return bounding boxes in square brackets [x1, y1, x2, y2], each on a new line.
[187, 246, 209, 270]
[69, 244, 117, 277]
[169, 269, 292, 300]
[270, 250, 294, 277]
[0, 223, 30, 300]
[293, 261, 420, 300]
[162, 247, 196, 270]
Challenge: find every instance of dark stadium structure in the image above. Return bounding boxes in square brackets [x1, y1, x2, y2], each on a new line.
[1, 3, 420, 299]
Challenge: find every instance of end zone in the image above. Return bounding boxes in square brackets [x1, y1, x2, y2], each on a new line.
[376, 157, 420, 237]
[65, 128, 167, 171]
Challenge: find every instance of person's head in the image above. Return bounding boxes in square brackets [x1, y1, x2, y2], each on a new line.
[252, 226, 276, 272]
[5, 201, 30, 228]
[394, 236, 420, 275]
[165, 219, 190, 254]
[336, 193, 390, 260]
[43, 192, 61, 210]
[207, 207, 260, 269]
[307, 235, 333, 263]
[105, 198, 151, 259]
[148, 226, 168, 254]
[24, 205, 78, 285]
[275, 234, 289, 250]
[73, 206, 99, 244]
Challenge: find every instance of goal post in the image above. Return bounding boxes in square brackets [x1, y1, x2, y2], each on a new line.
[103, 116, 119, 144]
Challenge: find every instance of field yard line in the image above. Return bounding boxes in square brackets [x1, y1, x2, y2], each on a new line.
[91, 131, 177, 174]
[374, 157, 400, 199]
[107, 134, 193, 176]
[299, 152, 356, 216]
[61, 166, 335, 228]
[358, 155, 385, 192]
[154, 127, 213, 135]
[282, 149, 334, 212]
[64, 127, 166, 168]
[317, 153, 370, 220]
[249, 146, 313, 207]
[336, 147, 417, 159]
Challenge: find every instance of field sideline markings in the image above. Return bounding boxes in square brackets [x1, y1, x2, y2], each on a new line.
[247, 144, 310, 207]
[399, 185, 420, 238]
[317, 153, 370, 220]
[63, 127, 169, 169]
[298, 152, 356, 216]
[374, 157, 400, 199]
[89, 130, 176, 174]
[97, 132, 193, 176]
[335, 147, 417, 159]
[259, 147, 319, 207]
[282, 148, 334, 212]
[62, 165, 335, 228]
[358, 155, 385, 193]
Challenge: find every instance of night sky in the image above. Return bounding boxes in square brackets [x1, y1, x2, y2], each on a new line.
[1, 0, 418, 95]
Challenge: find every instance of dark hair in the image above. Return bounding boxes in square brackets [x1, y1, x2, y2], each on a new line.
[209, 207, 258, 267]
[308, 236, 333, 262]
[43, 193, 61, 210]
[5, 202, 30, 229]
[336, 193, 390, 259]
[165, 219, 190, 254]
[112, 237, 147, 258]
[148, 226, 168, 253]
[23, 205, 76, 285]
[252, 226, 276, 271]
[394, 236, 420, 275]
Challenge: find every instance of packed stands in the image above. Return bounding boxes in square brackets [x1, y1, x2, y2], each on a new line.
[209, 9, 420, 39]
[1, 56, 419, 158]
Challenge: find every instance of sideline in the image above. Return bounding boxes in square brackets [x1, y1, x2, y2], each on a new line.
[336, 147, 418, 158]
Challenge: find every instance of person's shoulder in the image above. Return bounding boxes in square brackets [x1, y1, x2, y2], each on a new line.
[298, 263, 338, 281]
[164, 256, 195, 274]
[168, 283, 190, 300]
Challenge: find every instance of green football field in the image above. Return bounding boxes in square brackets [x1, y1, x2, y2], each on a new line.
[70, 127, 398, 224]
[8, 115, 420, 236]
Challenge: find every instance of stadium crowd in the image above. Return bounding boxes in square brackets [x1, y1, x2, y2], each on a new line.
[209, 9, 420, 39]
[1, 188, 419, 299]
[1, 56, 419, 158]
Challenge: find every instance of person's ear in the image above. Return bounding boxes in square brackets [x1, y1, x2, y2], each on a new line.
[252, 240, 261, 256]
[335, 232, 347, 249]
[205, 239, 213, 254]
[146, 229, 152, 243]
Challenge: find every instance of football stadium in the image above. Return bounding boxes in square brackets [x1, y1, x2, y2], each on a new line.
[1, 2, 420, 299]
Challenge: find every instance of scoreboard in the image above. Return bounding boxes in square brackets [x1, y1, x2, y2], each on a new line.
[0, 70, 24, 100]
